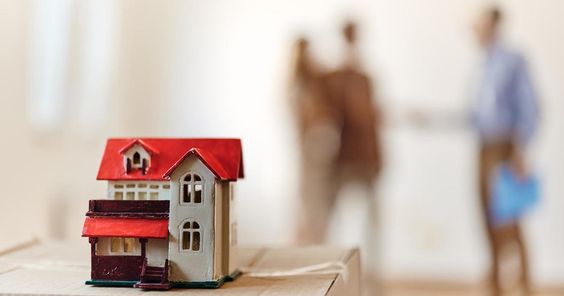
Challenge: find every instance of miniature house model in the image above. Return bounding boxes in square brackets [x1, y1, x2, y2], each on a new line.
[82, 138, 244, 289]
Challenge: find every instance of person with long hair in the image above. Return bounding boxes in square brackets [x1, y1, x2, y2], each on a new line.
[289, 37, 340, 244]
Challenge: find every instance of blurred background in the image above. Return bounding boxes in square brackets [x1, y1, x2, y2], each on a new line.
[1, 0, 563, 294]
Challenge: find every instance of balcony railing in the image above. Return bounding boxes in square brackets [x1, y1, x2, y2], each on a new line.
[87, 200, 169, 218]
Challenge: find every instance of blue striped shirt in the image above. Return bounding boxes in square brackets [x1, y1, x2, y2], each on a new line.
[470, 43, 539, 146]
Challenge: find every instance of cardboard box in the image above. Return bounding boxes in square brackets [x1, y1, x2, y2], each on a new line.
[0, 240, 360, 295]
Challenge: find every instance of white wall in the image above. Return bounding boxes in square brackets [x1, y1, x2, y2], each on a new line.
[1, 0, 563, 286]
[154, 0, 564, 285]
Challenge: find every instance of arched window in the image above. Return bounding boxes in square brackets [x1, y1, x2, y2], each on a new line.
[181, 221, 201, 251]
[132, 152, 141, 165]
[180, 173, 203, 204]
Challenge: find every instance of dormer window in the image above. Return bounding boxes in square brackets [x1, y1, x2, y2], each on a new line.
[123, 145, 151, 174]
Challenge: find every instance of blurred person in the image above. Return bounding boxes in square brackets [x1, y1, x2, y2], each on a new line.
[290, 22, 383, 286]
[289, 37, 340, 244]
[411, 6, 539, 295]
[472, 6, 539, 295]
[319, 21, 383, 280]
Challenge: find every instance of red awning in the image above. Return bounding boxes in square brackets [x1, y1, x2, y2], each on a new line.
[82, 217, 168, 239]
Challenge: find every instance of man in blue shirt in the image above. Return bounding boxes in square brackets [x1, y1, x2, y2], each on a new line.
[472, 6, 539, 295]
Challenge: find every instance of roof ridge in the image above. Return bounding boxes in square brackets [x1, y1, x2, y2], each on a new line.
[117, 139, 159, 155]
[163, 147, 231, 181]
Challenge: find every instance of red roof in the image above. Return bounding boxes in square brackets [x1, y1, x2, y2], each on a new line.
[97, 138, 244, 181]
[82, 217, 169, 239]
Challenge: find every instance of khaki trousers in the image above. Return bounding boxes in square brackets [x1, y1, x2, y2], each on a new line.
[479, 142, 530, 295]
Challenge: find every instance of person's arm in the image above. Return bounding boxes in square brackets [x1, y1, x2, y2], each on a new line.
[510, 55, 540, 178]
[512, 56, 539, 146]
[407, 106, 470, 130]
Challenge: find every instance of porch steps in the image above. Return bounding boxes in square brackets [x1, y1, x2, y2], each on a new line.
[134, 259, 171, 290]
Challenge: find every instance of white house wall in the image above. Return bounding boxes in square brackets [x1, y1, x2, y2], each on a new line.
[168, 155, 215, 282]
[213, 182, 224, 279]
[228, 182, 238, 274]
[212, 180, 236, 278]
[146, 238, 168, 267]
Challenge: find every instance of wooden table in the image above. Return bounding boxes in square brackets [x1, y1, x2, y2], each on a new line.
[0, 240, 359, 295]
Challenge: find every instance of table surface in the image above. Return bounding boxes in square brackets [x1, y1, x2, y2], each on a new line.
[0, 240, 358, 295]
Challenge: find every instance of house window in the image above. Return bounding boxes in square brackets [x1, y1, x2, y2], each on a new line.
[110, 237, 138, 254]
[181, 221, 201, 252]
[133, 152, 141, 165]
[123, 238, 136, 253]
[110, 238, 121, 252]
[180, 173, 203, 204]
[111, 183, 169, 200]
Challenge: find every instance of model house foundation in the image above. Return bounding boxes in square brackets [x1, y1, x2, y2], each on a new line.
[81, 138, 244, 290]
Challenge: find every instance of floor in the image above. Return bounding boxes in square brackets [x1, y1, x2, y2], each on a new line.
[372, 282, 564, 296]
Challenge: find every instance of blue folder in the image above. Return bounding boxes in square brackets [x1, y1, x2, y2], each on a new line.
[490, 164, 540, 226]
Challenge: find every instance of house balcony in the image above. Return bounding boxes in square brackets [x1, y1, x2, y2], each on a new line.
[83, 200, 170, 239]
[87, 199, 169, 218]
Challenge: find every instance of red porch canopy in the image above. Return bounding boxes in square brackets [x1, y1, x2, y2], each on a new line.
[82, 217, 169, 239]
